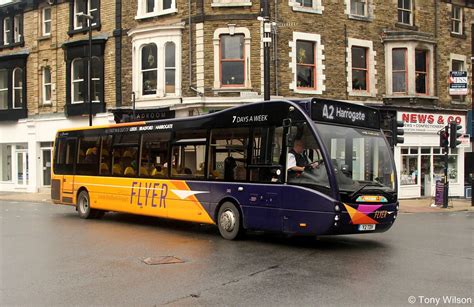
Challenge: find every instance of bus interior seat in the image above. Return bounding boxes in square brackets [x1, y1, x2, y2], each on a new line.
[234, 166, 246, 181]
[124, 166, 136, 176]
[100, 162, 109, 174]
[224, 156, 237, 181]
[112, 163, 122, 175]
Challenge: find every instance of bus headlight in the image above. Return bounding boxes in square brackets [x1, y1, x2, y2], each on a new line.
[335, 205, 340, 212]
[334, 215, 340, 221]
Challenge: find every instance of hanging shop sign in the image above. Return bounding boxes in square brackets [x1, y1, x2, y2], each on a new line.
[397, 111, 466, 133]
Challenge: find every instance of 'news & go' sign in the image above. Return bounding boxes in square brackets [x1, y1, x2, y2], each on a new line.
[397, 111, 466, 133]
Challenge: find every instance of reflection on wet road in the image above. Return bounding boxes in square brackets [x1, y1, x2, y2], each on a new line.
[1, 201, 472, 306]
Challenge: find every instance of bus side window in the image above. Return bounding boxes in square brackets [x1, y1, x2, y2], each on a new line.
[249, 126, 284, 183]
[171, 144, 206, 179]
[76, 136, 100, 176]
[209, 128, 249, 181]
[111, 133, 140, 177]
[172, 130, 207, 179]
[100, 135, 112, 175]
[141, 132, 171, 178]
[54, 137, 76, 175]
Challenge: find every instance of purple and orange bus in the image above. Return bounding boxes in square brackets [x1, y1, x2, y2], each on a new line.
[52, 98, 398, 239]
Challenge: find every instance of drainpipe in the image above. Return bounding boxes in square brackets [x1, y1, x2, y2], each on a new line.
[273, 0, 278, 96]
[434, 0, 439, 102]
[188, 0, 202, 97]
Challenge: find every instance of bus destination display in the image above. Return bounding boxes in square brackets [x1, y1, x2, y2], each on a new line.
[311, 99, 380, 130]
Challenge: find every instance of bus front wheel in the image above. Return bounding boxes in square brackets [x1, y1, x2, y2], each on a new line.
[77, 190, 96, 219]
[217, 202, 243, 240]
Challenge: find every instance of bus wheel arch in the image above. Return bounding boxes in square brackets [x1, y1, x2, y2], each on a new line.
[215, 198, 244, 240]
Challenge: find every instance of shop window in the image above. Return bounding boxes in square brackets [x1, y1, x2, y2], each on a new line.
[209, 127, 250, 181]
[400, 148, 418, 185]
[140, 132, 171, 178]
[434, 150, 458, 183]
[1, 144, 12, 181]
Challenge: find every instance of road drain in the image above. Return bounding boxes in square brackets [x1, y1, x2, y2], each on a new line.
[142, 256, 185, 265]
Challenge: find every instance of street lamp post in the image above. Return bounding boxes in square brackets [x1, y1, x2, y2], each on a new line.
[78, 13, 94, 126]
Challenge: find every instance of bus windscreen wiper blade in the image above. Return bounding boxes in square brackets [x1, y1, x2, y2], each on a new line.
[349, 182, 384, 198]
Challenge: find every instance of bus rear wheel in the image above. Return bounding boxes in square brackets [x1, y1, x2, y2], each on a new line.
[217, 202, 243, 240]
[77, 190, 98, 219]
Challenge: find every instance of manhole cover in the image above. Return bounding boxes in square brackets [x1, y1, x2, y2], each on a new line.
[142, 256, 185, 265]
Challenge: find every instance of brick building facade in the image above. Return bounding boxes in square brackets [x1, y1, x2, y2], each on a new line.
[0, 0, 472, 197]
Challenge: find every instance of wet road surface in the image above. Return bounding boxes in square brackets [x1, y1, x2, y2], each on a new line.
[1, 200, 473, 306]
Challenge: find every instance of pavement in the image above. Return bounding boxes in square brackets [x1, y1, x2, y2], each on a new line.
[0, 190, 472, 213]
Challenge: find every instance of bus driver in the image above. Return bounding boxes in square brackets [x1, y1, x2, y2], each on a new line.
[287, 139, 320, 176]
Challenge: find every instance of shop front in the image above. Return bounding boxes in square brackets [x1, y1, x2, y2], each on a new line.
[396, 110, 467, 199]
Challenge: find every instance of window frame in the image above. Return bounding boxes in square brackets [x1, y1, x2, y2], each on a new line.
[296, 39, 317, 90]
[136, 0, 177, 19]
[290, 0, 323, 14]
[351, 45, 369, 92]
[12, 67, 23, 109]
[71, 58, 85, 104]
[392, 48, 408, 94]
[350, 0, 368, 17]
[0, 69, 8, 110]
[397, 0, 413, 25]
[164, 41, 176, 95]
[140, 43, 158, 97]
[42, 67, 52, 106]
[3, 17, 11, 45]
[415, 49, 429, 95]
[451, 6, 463, 35]
[42, 7, 52, 36]
[219, 34, 246, 88]
[13, 15, 21, 43]
[72, 0, 100, 32]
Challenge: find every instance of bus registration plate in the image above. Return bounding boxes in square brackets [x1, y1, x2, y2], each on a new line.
[358, 224, 375, 231]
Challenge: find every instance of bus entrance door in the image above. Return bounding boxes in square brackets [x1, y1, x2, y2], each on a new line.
[61, 175, 75, 204]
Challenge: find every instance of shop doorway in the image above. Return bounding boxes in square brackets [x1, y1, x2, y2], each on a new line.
[420, 154, 431, 196]
[41, 148, 52, 186]
[15, 149, 28, 187]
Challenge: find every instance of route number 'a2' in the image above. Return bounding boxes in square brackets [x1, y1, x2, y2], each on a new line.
[323, 104, 334, 120]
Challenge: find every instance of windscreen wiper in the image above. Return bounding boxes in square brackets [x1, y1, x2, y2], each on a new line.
[349, 182, 384, 199]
